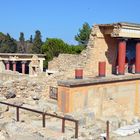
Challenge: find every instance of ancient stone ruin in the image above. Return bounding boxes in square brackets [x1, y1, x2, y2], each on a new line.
[1, 22, 140, 139]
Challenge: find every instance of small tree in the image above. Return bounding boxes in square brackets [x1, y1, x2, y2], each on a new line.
[18, 32, 26, 53]
[31, 30, 43, 54]
[41, 38, 68, 61]
[0, 33, 17, 53]
[29, 35, 33, 43]
[75, 22, 91, 47]
[19, 32, 25, 44]
[41, 38, 85, 68]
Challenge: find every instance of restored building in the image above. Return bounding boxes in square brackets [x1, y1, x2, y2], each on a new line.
[0, 53, 45, 75]
[49, 22, 140, 77]
[87, 22, 140, 76]
[54, 22, 140, 119]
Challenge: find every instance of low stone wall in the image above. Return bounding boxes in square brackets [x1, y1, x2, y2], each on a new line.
[0, 72, 28, 81]
[57, 75, 140, 120]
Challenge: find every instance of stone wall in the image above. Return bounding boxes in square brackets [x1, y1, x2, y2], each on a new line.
[48, 52, 92, 79]
[0, 72, 28, 81]
[48, 24, 119, 78]
[48, 54, 86, 71]
[87, 25, 119, 75]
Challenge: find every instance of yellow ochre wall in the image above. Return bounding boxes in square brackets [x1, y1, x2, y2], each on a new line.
[58, 80, 140, 117]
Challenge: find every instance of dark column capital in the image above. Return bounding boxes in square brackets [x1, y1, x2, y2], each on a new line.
[136, 42, 140, 46]
[21, 61, 27, 64]
[4, 60, 10, 64]
[12, 61, 17, 64]
[118, 38, 128, 42]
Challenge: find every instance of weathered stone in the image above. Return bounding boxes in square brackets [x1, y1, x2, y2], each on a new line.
[9, 100, 24, 106]
[132, 116, 140, 124]
[20, 79, 28, 86]
[0, 80, 3, 87]
[0, 105, 9, 113]
[31, 93, 40, 100]
[32, 81, 37, 87]
[32, 132, 45, 139]
[5, 90, 16, 99]
[0, 130, 10, 140]
[20, 86, 25, 90]
[119, 119, 127, 127]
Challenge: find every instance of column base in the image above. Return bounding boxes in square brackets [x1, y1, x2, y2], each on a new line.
[118, 73, 125, 75]
[99, 74, 105, 77]
[75, 76, 83, 79]
[135, 72, 140, 74]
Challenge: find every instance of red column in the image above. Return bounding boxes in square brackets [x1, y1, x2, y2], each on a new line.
[118, 41, 126, 75]
[135, 43, 140, 73]
[12, 61, 16, 71]
[99, 61, 106, 77]
[5, 61, 10, 70]
[22, 61, 26, 74]
[75, 68, 83, 79]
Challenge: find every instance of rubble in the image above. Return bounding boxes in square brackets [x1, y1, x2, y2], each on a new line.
[0, 72, 139, 140]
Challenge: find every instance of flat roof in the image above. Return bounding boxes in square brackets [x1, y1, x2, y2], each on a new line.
[97, 22, 140, 28]
[94, 22, 140, 38]
[0, 53, 46, 57]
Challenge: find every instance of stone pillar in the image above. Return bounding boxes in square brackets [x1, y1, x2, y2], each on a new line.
[5, 61, 10, 70]
[21, 61, 26, 74]
[135, 43, 140, 73]
[98, 61, 106, 77]
[75, 68, 83, 79]
[12, 61, 16, 71]
[118, 40, 126, 75]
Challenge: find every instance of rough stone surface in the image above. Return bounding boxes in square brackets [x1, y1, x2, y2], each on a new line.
[5, 90, 16, 99]
[48, 24, 118, 78]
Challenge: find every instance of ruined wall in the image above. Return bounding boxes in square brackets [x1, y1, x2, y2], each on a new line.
[48, 54, 86, 71]
[48, 25, 118, 78]
[58, 80, 140, 120]
[48, 53, 92, 78]
[0, 72, 28, 81]
[86, 25, 119, 75]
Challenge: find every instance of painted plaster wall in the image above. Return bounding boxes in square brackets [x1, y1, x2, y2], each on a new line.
[58, 80, 140, 118]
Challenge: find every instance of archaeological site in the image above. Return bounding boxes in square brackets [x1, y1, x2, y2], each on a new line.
[1, 22, 140, 140]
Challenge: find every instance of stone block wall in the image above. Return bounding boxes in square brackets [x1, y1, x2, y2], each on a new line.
[48, 25, 119, 78]
[0, 72, 28, 81]
[48, 52, 92, 79]
[48, 54, 86, 71]
[86, 25, 119, 76]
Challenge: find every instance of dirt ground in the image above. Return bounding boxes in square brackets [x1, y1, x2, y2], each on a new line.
[117, 133, 140, 140]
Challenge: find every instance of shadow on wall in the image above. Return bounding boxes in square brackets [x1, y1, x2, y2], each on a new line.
[98, 26, 119, 74]
[104, 34, 119, 74]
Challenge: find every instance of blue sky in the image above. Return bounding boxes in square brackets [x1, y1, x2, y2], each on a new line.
[0, 0, 140, 44]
